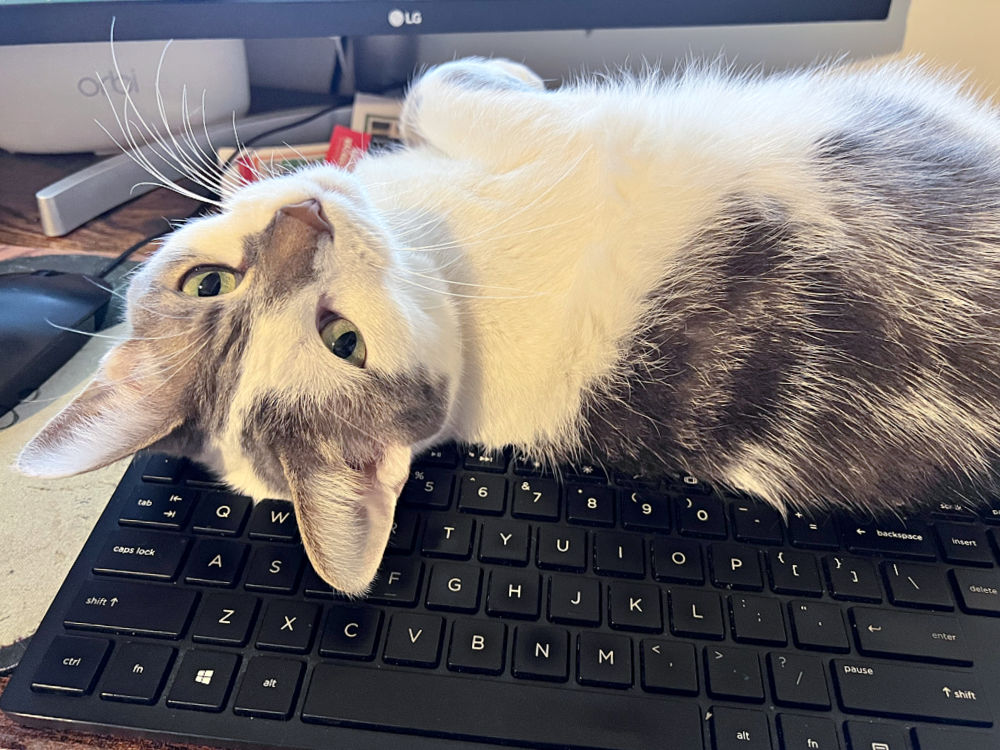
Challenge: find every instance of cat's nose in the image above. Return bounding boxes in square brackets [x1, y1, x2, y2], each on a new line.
[279, 198, 333, 235]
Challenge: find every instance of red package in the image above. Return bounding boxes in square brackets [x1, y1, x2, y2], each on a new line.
[325, 125, 371, 170]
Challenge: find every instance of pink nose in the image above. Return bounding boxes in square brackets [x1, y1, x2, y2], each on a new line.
[279, 198, 333, 235]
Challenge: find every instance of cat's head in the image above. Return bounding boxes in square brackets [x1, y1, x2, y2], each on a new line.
[17, 165, 460, 595]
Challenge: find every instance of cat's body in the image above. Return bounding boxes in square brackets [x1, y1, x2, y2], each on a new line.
[18, 58, 1000, 594]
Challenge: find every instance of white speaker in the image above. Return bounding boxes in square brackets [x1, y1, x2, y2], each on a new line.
[0, 39, 250, 154]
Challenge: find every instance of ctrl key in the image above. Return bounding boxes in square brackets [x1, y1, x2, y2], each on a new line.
[31, 635, 110, 695]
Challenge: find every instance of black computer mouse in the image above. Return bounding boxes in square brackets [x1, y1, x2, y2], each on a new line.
[0, 270, 112, 417]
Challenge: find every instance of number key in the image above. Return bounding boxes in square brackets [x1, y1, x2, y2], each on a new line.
[457, 474, 506, 515]
[621, 489, 670, 532]
[566, 484, 616, 527]
[511, 478, 560, 520]
[675, 495, 726, 539]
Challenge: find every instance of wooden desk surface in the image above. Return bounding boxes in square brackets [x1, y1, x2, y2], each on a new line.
[0, 149, 200, 264]
[0, 149, 209, 750]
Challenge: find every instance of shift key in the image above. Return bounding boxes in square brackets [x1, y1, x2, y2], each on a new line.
[834, 659, 993, 726]
[65, 580, 197, 639]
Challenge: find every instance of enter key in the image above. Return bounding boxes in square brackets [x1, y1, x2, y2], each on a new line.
[851, 607, 972, 666]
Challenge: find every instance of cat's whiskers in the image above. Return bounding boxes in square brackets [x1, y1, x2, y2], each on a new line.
[384, 269, 543, 300]
[149, 42, 228, 194]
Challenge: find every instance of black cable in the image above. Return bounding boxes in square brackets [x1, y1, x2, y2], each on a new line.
[96, 97, 351, 281]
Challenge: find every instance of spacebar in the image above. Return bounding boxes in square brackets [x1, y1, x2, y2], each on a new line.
[302, 663, 703, 750]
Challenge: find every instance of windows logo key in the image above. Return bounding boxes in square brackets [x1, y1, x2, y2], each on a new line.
[194, 669, 214, 686]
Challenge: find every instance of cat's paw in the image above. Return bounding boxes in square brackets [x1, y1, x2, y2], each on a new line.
[401, 57, 544, 147]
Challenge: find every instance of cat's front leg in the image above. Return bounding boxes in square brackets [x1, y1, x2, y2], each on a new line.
[400, 57, 546, 157]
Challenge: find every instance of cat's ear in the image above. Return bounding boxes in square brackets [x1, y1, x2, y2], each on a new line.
[280, 443, 411, 597]
[17, 341, 185, 477]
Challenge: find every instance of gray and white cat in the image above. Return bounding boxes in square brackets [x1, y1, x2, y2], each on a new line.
[17, 57, 1000, 595]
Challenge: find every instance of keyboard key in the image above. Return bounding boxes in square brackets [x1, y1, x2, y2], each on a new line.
[952, 568, 1000, 615]
[846, 518, 935, 560]
[183, 539, 248, 586]
[190, 593, 260, 647]
[448, 619, 506, 675]
[653, 538, 705, 584]
[30, 635, 110, 695]
[486, 570, 540, 619]
[776, 714, 839, 750]
[915, 725, 998, 750]
[478, 520, 530, 565]
[118, 485, 195, 530]
[183, 462, 226, 488]
[244, 545, 304, 593]
[513, 625, 568, 682]
[706, 647, 764, 703]
[669, 472, 712, 495]
[425, 563, 482, 612]
[233, 656, 304, 719]
[731, 594, 786, 645]
[92, 528, 188, 581]
[851, 606, 972, 665]
[609, 582, 662, 632]
[247, 500, 298, 542]
[548, 575, 601, 626]
[255, 601, 319, 653]
[731, 499, 783, 544]
[711, 706, 771, 749]
[787, 511, 839, 550]
[367, 558, 423, 605]
[768, 652, 830, 709]
[462, 444, 508, 472]
[138, 454, 185, 484]
[594, 532, 645, 578]
[565, 484, 616, 526]
[421, 516, 475, 559]
[670, 589, 725, 639]
[190, 492, 251, 536]
[767, 550, 823, 596]
[458, 473, 507, 514]
[401, 467, 453, 509]
[166, 650, 239, 712]
[383, 613, 443, 667]
[64, 580, 197, 639]
[640, 639, 698, 695]
[302, 662, 703, 749]
[789, 600, 849, 652]
[386, 511, 419, 553]
[621, 488, 671, 532]
[825, 555, 882, 602]
[710, 543, 763, 590]
[843, 721, 909, 750]
[512, 453, 548, 476]
[98, 642, 174, 704]
[511, 477, 560, 520]
[577, 632, 632, 688]
[936, 522, 993, 566]
[319, 605, 382, 660]
[882, 560, 954, 610]
[675, 495, 727, 538]
[833, 659, 992, 725]
[563, 459, 608, 484]
[414, 443, 459, 468]
[537, 527, 587, 571]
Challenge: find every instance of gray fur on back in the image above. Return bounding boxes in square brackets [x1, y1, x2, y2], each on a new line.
[582, 90, 1000, 513]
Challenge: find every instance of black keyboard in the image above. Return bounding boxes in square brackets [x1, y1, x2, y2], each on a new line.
[4, 445, 1000, 750]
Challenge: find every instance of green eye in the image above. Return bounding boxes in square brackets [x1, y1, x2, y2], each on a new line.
[180, 267, 241, 297]
[320, 317, 366, 367]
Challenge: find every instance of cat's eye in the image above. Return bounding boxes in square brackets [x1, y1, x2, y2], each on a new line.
[180, 267, 241, 298]
[320, 317, 367, 367]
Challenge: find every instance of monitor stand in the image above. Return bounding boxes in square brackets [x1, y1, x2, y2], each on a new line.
[36, 104, 350, 236]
